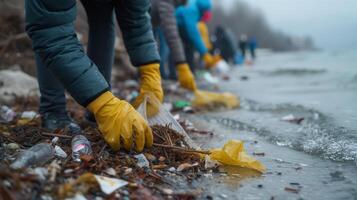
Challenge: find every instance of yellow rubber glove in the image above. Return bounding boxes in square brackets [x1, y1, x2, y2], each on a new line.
[87, 91, 153, 152]
[176, 63, 197, 91]
[203, 53, 222, 69]
[133, 63, 164, 116]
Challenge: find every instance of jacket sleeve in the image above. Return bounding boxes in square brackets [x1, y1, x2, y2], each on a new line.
[115, 0, 160, 66]
[25, 0, 109, 106]
[178, 9, 208, 55]
[157, 0, 186, 64]
[198, 22, 213, 50]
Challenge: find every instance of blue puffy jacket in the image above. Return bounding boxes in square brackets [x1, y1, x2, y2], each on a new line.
[175, 0, 211, 55]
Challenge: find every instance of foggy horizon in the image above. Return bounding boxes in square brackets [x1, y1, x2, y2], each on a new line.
[215, 0, 357, 50]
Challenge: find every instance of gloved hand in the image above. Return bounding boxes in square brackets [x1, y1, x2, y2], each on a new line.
[203, 53, 222, 69]
[132, 63, 164, 116]
[176, 63, 197, 91]
[87, 91, 153, 152]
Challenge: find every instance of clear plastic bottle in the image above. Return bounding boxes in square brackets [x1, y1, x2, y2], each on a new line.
[0, 105, 16, 122]
[10, 143, 55, 169]
[71, 135, 92, 162]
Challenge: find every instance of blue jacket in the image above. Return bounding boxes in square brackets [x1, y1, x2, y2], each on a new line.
[25, 0, 159, 106]
[176, 0, 211, 55]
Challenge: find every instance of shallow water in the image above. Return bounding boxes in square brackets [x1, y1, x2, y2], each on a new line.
[187, 50, 357, 199]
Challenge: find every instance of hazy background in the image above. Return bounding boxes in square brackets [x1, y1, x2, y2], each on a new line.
[214, 0, 357, 50]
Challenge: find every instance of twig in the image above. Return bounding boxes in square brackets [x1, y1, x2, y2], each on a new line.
[153, 143, 210, 155]
[41, 132, 72, 139]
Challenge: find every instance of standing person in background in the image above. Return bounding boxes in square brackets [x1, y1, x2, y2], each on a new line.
[151, 0, 197, 91]
[239, 34, 248, 59]
[214, 26, 242, 64]
[25, 0, 163, 152]
[175, 0, 220, 73]
[248, 36, 258, 60]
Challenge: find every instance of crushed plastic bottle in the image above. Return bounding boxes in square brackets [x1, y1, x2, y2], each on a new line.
[0, 105, 16, 122]
[10, 143, 55, 169]
[71, 135, 92, 162]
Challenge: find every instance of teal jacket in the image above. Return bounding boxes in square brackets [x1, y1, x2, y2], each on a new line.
[175, 0, 211, 55]
[25, 0, 159, 106]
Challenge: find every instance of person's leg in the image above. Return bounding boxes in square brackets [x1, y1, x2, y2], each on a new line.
[80, 0, 115, 122]
[33, 0, 82, 134]
[153, 28, 168, 79]
[80, 0, 115, 85]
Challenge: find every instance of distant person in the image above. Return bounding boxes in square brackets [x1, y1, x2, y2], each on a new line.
[248, 36, 257, 60]
[151, 0, 198, 91]
[214, 26, 242, 64]
[175, 0, 220, 72]
[239, 34, 248, 59]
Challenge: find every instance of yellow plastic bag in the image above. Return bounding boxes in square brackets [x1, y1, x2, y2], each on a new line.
[192, 90, 240, 109]
[210, 140, 266, 173]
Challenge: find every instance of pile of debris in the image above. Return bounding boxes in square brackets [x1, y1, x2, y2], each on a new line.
[0, 96, 218, 200]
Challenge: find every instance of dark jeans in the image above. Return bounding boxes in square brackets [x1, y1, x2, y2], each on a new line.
[36, 0, 115, 114]
[153, 27, 177, 80]
[178, 29, 196, 74]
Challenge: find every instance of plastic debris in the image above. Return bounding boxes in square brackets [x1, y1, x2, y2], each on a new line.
[95, 175, 128, 194]
[281, 114, 304, 124]
[58, 173, 128, 198]
[213, 60, 230, 74]
[173, 100, 192, 109]
[134, 154, 150, 168]
[177, 162, 199, 172]
[209, 140, 266, 173]
[202, 72, 219, 84]
[192, 90, 240, 109]
[11, 143, 55, 169]
[204, 155, 220, 169]
[71, 135, 92, 162]
[0, 105, 16, 122]
[104, 168, 117, 176]
[21, 111, 38, 120]
[30, 167, 48, 181]
[137, 94, 199, 149]
[54, 145, 67, 159]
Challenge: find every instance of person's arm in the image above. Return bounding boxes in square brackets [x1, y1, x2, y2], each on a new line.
[25, 0, 109, 106]
[115, 0, 160, 66]
[179, 9, 208, 55]
[157, 0, 186, 64]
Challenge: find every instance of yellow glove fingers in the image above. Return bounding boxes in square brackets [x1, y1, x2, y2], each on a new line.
[133, 120, 146, 152]
[144, 126, 153, 148]
[121, 124, 133, 151]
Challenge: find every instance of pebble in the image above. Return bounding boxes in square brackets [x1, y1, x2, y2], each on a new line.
[124, 168, 133, 175]
[257, 184, 263, 188]
[105, 168, 117, 176]
[168, 167, 176, 172]
[6, 143, 20, 150]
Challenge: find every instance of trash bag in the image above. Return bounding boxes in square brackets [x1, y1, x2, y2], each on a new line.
[192, 90, 240, 109]
[137, 94, 198, 149]
[210, 140, 266, 173]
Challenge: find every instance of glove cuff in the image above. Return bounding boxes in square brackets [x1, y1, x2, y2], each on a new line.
[87, 91, 115, 114]
[176, 63, 190, 71]
[139, 63, 160, 74]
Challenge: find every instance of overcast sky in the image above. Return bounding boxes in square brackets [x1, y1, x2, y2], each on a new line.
[216, 0, 357, 50]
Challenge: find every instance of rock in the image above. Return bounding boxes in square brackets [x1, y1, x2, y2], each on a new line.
[104, 168, 117, 176]
[0, 69, 39, 105]
[6, 143, 20, 150]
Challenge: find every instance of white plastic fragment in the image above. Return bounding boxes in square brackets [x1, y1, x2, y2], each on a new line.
[54, 145, 68, 159]
[94, 175, 128, 195]
[21, 111, 38, 120]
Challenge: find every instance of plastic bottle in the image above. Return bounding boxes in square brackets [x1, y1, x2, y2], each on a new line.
[10, 143, 55, 169]
[0, 105, 16, 122]
[71, 135, 92, 162]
